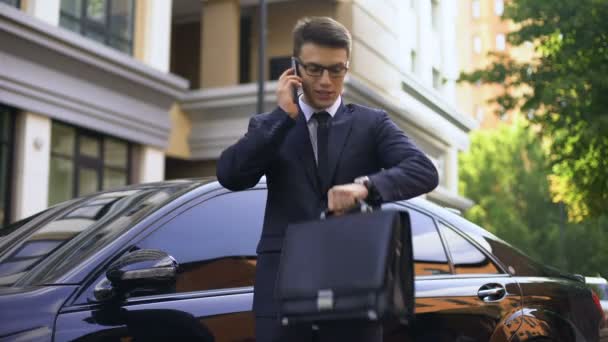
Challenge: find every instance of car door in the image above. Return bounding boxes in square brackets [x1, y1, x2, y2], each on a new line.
[383, 206, 522, 342]
[54, 189, 267, 341]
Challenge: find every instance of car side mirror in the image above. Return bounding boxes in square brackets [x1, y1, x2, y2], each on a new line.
[94, 249, 178, 302]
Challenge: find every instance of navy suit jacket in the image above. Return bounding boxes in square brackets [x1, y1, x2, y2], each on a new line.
[217, 102, 438, 315]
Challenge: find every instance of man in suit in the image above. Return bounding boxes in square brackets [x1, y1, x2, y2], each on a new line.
[217, 16, 438, 342]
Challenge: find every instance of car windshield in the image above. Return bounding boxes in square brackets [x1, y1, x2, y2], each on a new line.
[0, 181, 199, 287]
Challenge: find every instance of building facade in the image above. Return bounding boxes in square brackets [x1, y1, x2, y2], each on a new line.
[1, 0, 474, 228]
[456, 0, 534, 128]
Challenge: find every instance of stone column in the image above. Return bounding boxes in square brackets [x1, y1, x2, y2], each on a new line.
[200, 0, 240, 87]
[24, 0, 60, 26]
[13, 112, 51, 220]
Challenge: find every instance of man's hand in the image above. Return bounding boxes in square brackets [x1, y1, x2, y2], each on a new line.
[276, 67, 302, 119]
[327, 183, 368, 214]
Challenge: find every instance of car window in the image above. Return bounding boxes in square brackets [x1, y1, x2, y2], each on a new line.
[135, 189, 266, 295]
[408, 209, 451, 276]
[588, 282, 608, 300]
[439, 222, 501, 275]
[0, 183, 194, 287]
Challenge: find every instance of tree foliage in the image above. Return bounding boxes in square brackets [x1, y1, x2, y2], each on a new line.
[459, 0, 608, 221]
[460, 120, 608, 276]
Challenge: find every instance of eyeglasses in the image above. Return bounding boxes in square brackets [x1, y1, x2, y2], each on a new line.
[295, 58, 349, 78]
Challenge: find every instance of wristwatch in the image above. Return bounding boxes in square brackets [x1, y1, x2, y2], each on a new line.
[354, 176, 383, 205]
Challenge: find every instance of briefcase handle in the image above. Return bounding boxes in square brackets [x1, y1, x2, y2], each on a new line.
[320, 199, 373, 219]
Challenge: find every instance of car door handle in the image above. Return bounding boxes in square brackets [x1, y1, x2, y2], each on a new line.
[478, 284, 506, 302]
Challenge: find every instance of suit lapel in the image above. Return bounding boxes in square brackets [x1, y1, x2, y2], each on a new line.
[328, 103, 354, 185]
[293, 113, 322, 194]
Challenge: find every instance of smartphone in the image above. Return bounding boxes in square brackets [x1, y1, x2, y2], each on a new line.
[291, 57, 300, 104]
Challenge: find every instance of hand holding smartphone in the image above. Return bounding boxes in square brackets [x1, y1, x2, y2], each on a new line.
[276, 57, 301, 118]
[291, 57, 300, 104]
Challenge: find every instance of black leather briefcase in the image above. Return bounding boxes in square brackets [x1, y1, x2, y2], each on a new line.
[275, 208, 414, 325]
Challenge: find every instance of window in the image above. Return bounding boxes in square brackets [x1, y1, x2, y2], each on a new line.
[49, 122, 131, 206]
[475, 105, 485, 122]
[408, 209, 450, 276]
[496, 33, 506, 51]
[439, 222, 501, 275]
[431, 0, 440, 32]
[473, 35, 482, 54]
[0, 106, 14, 228]
[432, 68, 442, 90]
[0, 0, 19, 7]
[472, 0, 480, 18]
[494, 0, 504, 16]
[410, 49, 417, 74]
[59, 0, 135, 54]
[135, 190, 267, 295]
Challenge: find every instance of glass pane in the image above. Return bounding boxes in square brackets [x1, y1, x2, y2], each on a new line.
[86, 0, 107, 24]
[103, 168, 126, 190]
[0, 109, 10, 143]
[0, 0, 19, 8]
[0, 145, 7, 226]
[409, 210, 451, 276]
[15, 240, 63, 258]
[79, 135, 100, 158]
[78, 167, 99, 196]
[138, 190, 267, 294]
[440, 223, 500, 275]
[49, 157, 74, 205]
[83, 28, 106, 44]
[66, 204, 105, 219]
[109, 37, 132, 54]
[60, 0, 81, 18]
[59, 15, 81, 33]
[110, 0, 133, 39]
[51, 123, 75, 156]
[104, 138, 127, 168]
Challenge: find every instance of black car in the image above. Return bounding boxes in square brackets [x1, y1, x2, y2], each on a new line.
[0, 179, 603, 341]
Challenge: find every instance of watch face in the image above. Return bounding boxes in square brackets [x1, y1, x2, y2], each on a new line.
[355, 177, 370, 188]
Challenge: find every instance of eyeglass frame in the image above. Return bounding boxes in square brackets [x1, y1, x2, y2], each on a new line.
[293, 57, 350, 78]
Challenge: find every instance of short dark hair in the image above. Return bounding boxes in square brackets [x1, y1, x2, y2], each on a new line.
[292, 17, 352, 58]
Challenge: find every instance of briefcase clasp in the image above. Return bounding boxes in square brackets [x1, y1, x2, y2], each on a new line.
[317, 289, 334, 311]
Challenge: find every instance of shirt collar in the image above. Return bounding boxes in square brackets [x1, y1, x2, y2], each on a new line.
[299, 95, 342, 123]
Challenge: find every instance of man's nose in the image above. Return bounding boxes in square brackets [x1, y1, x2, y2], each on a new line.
[319, 69, 332, 84]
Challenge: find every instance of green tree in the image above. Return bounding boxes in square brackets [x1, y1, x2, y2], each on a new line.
[460, 120, 608, 276]
[459, 0, 608, 221]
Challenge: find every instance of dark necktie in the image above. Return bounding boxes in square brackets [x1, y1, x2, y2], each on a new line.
[313, 111, 331, 193]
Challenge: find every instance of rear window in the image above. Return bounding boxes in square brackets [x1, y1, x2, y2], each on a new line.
[0, 183, 196, 287]
[588, 282, 608, 300]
